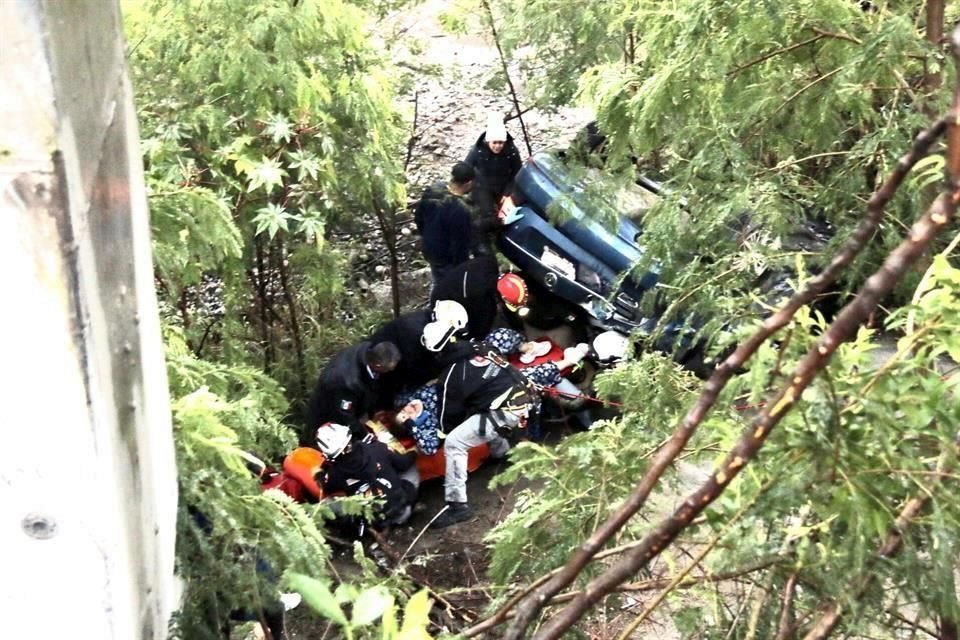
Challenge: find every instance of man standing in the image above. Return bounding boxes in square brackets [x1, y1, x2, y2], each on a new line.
[414, 162, 476, 292]
[430, 254, 501, 339]
[464, 112, 522, 226]
[302, 341, 401, 444]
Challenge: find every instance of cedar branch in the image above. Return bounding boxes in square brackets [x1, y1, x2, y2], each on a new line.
[526, 30, 960, 638]
[799, 431, 960, 640]
[491, 113, 949, 640]
[533, 158, 960, 640]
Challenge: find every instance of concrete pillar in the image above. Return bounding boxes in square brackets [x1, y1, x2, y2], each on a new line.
[0, 1, 178, 638]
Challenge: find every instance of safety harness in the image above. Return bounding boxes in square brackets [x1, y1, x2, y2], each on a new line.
[477, 347, 540, 437]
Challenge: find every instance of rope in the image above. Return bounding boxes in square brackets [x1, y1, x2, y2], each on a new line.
[541, 366, 957, 414]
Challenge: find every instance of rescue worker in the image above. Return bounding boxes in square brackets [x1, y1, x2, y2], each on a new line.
[429, 254, 500, 339]
[368, 309, 435, 402]
[420, 325, 539, 529]
[464, 112, 522, 222]
[414, 162, 476, 294]
[314, 423, 419, 530]
[302, 341, 401, 445]
[395, 328, 589, 455]
[368, 300, 469, 403]
[498, 272, 581, 331]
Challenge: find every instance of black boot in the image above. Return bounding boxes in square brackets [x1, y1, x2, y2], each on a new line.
[430, 502, 473, 529]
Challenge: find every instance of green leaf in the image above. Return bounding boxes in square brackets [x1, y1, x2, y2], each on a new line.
[246, 157, 287, 193]
[288, 149, 322, 180]
[253, 203, 290, 239]
[263, 113, 295, 143]
[287, 572, 348, 626]
[352, 586, 394, 627]
[398, 590, 433, 639]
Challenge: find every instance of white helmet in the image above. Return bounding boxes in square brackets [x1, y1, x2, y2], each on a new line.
[315, 423, 351, 459]
[592, 330, 630, 362]
[432, 299, 468, 331]
[422, 321, 458, 352]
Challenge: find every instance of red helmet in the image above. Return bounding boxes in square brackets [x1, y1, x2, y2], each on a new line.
[497, 273, 529, 312]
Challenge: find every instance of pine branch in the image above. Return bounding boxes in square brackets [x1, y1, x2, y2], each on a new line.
[799, 430, 960, 639]
[514, 30, 960, 640]
[486, 110, 950, 640]
[532, 147, 960, 640]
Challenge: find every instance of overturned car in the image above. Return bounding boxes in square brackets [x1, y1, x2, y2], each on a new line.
[495, 149, 832, 374]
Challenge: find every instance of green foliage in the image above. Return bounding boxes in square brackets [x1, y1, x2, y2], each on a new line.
[165, 327, 330, 639]
[126, 0, 407, 398]
[486, 263, 960, 635]
[482, 0, 628, 107]
[288, 572, 435, 640]
[488, 0, 957, 337]
[126, 1, 421, 636]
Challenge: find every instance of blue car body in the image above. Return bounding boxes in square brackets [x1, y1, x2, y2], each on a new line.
[498, 151, 700, 360]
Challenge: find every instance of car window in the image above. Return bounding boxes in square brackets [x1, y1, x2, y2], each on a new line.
[580, 167, 659, 222]
[615, 181, 659, 221]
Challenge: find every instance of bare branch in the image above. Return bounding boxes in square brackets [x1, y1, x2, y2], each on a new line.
[727, 34, 825, 77]
[774, 573, 799, 640]
[480, 0, 533, 156]
[614, 477, 778, 640]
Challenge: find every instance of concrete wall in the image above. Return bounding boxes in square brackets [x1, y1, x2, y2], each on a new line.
[0, 1, 177, 638]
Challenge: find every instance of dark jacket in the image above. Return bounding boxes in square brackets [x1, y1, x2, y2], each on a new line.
[436, 348, 535, 432]
[430, 255, 500, 339]
[413, 181, 473, 267]
[318, 439, 417, 528]
[464, 133, 522, 214]
[369, 310, 441, 401]
[304, 342, 381, 444]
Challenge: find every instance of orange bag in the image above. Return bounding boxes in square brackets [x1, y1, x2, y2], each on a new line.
[282, 447, 326, 500]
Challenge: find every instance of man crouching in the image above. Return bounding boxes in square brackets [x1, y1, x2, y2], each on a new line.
[423, 324, 538, 529]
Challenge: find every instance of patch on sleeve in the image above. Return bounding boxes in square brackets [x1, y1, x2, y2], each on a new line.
[339, 399, 354, 412]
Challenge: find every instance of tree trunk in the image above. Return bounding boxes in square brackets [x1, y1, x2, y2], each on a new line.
[374, 202, 402, 318]
[178, 288, 190, 330]
[253, 235, 274, 372]
[924, 0, 945, 97]
[277, 236, 307, 398]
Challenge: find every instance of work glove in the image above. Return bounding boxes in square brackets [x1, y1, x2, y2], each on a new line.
[563, 343, 590, 365]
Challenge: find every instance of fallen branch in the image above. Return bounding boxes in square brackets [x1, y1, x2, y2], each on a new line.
[465, 556, 785, 633]
[615, 476, 779, 640]
[490, 110, 949, 640]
